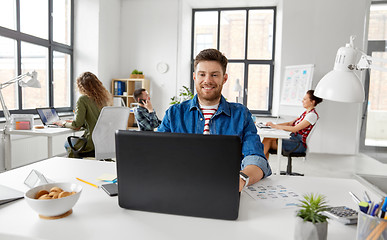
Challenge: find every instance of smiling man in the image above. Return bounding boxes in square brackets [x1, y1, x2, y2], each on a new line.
[157, 48, 272, 191]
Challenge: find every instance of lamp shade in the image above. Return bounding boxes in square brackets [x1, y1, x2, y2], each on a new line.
[314, 37, 365, 103]
[314, 70, 364, 103]
[19, 71, 40, 88]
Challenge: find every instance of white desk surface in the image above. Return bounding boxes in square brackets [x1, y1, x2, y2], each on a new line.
[257, 127, 291, 139]
[5, 127, 75, 137]
[0, 157, 379, 240]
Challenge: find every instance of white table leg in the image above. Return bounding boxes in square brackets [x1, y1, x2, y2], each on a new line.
[47, 136, 53, 158]
[277, 139, 282, 175]
[4, 133, 12, 170]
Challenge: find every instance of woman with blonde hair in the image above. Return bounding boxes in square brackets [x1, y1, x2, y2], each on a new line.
[55, 72, 113, 157]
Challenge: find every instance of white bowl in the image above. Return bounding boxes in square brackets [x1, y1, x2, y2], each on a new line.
[24, 182, 82, 217]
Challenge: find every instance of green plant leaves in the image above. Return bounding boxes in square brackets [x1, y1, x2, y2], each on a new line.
[131, 69, 143, 75]
[170, 86, 194, 105]
[297, 193, 329, 224]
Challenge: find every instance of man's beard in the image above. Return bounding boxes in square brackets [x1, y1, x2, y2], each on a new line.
[196, 84, 222, 102]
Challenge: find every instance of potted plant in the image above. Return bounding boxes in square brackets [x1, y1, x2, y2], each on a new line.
[294, 193, 329, 240]
[130, 69, 144, 79]
[170, 86, 194, 105]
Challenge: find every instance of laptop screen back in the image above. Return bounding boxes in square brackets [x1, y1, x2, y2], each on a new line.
[36, 108, 60, 125]
[115, 130, 242, 220]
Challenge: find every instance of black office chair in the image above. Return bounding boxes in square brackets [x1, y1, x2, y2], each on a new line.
[269, 126, 317, 176]
[268, 145, 305, 176]
[67, 136, 95, 158]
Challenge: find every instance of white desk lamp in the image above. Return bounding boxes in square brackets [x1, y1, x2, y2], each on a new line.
[233, 78, 242, 103]
[0, 71, 40, 128]
[314, 36, 387, 103]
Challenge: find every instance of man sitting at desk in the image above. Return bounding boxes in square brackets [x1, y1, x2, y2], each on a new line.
[157, 48, 272, 191]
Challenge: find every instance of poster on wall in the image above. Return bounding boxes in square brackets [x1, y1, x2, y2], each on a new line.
[280, 64, 314, 106]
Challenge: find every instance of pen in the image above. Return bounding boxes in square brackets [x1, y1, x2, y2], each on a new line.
[367, 202, 374, 215]
[349, 191, 361, 204]
[371, 203, 380, 217]
[76, 177, 99, 188]
[364, 191, 371, 203]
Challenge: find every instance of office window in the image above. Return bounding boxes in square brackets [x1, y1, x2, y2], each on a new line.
[0, 0, 74, 118]
[21, 42, 49, 109]
[0, 0, 16, 30]
[192, 7, 276, 114]
[53, 51, 71, 108]
[20, 0, 49, 39]
[0, 36, 17, 110]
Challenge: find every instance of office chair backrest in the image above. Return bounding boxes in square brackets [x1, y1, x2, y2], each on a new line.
[305, 121, 318, 153]
[92, 106, 130, 160]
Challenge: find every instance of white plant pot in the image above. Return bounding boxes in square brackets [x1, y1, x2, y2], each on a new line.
[294, 217, 328, 240]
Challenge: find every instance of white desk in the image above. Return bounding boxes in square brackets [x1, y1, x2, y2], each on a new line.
[0, 157, 380, 240]
[4, 128, 76, 170]
[257, 128, 291, 175]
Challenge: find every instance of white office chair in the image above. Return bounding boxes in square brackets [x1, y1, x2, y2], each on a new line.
[92, 106, 130, 160]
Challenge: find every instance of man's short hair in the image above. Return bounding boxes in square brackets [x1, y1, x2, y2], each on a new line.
[194, 49, 228, 74]
[133, 88, 146, 102]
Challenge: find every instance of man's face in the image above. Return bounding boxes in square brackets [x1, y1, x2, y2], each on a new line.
[138, 91, 150, 105]
[140, 91, 149, 100]
[193, 61, 228, 105]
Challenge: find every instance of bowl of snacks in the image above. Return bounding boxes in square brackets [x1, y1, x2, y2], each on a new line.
[24, 182, 82, 219]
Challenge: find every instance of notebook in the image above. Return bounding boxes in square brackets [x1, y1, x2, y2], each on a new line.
[36, 108, 61, 127]
[115, 130, 242, 220]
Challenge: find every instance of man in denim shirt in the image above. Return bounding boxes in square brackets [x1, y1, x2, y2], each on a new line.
[158, 49, 272, 191]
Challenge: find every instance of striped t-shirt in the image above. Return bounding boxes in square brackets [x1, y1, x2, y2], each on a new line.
[200, 104, 219, 134]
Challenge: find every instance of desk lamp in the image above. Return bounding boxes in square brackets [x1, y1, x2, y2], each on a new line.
[314, 36, 387, 103]
[233, 78, 242, 103]
[0, 71, 40, 129]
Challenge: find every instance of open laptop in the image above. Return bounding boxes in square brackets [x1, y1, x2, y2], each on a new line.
[115, 130, 242, 220]
[36, 107, 61, 127]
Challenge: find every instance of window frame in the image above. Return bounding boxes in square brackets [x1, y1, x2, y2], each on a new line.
[0, 0, 74, 118]
[190, 6, 276, 115]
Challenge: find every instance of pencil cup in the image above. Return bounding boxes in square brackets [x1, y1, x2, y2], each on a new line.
[356, 211, 387, 240]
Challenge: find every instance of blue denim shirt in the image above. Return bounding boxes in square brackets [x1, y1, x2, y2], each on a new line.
[157, 95, 272, 178]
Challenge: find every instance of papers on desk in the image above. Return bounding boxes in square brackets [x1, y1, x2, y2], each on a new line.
[96, 173, 117, 182]
[0, 184, 24, 205]
[244, 182, 301, 208]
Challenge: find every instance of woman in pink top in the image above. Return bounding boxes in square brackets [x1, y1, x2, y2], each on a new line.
[262, 90, 323, 160]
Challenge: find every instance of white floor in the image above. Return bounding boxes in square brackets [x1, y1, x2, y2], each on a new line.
[269, 152, 387, 179]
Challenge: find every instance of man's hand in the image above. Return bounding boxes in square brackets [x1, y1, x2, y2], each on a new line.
[142, 99, 154, 112]
[239, 165, 264, 192]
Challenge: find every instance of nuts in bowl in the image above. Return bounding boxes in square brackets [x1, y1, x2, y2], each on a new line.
[25, 182, 82, 218]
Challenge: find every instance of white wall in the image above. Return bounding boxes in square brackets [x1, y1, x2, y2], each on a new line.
[120, 0, 180, 118]
[73, 0, 100, 79]
[73, 0, 121, 94]
[97, 0, 122, 87]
